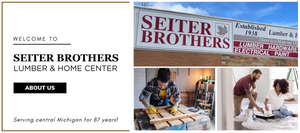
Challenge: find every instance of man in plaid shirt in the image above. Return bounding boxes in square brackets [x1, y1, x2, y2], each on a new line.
[139, 68, 181, 114]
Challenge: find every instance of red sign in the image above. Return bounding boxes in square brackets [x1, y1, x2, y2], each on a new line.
[233, 41, 298, 58]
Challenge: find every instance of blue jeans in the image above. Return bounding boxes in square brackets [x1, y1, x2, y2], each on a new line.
[150, 95, 169, 107]
[272, 105, 293, 118]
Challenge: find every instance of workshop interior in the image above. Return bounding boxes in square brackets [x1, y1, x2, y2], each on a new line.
[217, 68, 298, 130]
[134, 68, 215, 130]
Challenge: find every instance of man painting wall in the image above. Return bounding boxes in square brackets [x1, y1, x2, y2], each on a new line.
[233, 69, 264, 116]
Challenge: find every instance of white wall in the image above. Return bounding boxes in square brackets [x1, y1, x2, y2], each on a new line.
[217, 68, 223, 130]
[203, 68, 216, 80]
[217, 68, 234, 130]
[232, 68, 251, 84]
[146, 68, 156, 81]
[252, 68, 270, 102]
[134, 68, 146, 109]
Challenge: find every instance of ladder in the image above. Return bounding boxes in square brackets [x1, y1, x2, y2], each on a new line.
[203, 80, 215, 120]
[287, 68, 298, 90]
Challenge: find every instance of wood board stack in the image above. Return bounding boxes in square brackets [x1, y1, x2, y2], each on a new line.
[144, 106, 202, 130]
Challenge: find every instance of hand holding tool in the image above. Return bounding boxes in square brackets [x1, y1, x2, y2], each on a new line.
[147, 105, 157, 113]
[167, 106, 178, 114]
[168, 101, 179, 114]
[257, 106, 264, 113]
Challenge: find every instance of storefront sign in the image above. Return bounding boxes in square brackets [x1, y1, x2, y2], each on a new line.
[234, 22, 298, 42]
[135, 10, 233, 54]
[233, 22, 298, 58]
[233, 41, 298, 58]
[134, 7, 298, 59]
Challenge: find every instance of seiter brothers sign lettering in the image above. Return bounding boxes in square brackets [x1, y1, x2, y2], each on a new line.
[135, 10, 233, 54]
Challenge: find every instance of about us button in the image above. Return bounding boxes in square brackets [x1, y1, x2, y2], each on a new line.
[14, 82, 67, 93]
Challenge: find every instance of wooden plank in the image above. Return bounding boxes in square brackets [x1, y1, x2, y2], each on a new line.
[178, 107, 200, 118]
[179, 90, 195, 93]
[174, 111, 184, 116]
[145, 105, 199, 128]
[178, 106, 194, 115]
[150, 108, 198, 124]
[173, 110, 194, 123]
[168, 120, 182, 127]
[188, 113, 199, 117]
[180, 118, 194, 123]
[155, 68, 158, 78]
[154, 122, 169, 130]
[157, 109, 182, 126]
[150, 114, 189, 124]
[191, 115, 202, 121]
[174, 72, 176, 82]
[145, 111, 169, 130]
[179, 104, 187, 108]
[145, 111, 160, 120]
[157, 109, 173, 118]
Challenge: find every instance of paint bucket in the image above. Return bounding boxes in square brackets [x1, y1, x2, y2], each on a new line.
[246, 109, 253, 118]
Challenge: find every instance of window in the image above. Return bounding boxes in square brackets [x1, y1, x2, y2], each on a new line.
[270, 68, 298, 95]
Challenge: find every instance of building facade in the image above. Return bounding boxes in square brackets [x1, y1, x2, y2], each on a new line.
[134, 6, 298, 66]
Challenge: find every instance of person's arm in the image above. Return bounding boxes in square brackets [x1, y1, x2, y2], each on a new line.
[250, 82, 257, 94]
[264, 98, 269, 111]
[246, 89, 258, 108]
[173, 101, 179, 107]
[141, 99, 148, 106]
[139, 88, 150, 104]
[243, 82, 258, 108]
[245, 89, 263, 112]
[284, 92, 296, 102]
[168, 82, 181, 114]
[139, 81, 152, 108]
[139, 85, 157, 113]
[284, 97, 296, 102]
[140, 94, 151, 109]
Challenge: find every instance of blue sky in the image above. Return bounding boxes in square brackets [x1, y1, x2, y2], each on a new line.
[134, 2, 298, 28]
